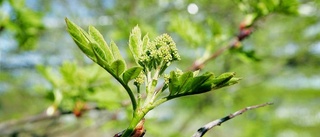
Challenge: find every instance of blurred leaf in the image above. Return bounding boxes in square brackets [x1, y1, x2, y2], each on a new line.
[59, 61, 77, 85]
[169, 16, 205, 47]
[206, 18, 222, 36]
[275, 0, 299, 15]
[37, 65, 60, 87]
[231, 47, 261, 62]
[237, 0, 298, 20]
[6, 0, 44, 50]
[45, 90, 55, 102]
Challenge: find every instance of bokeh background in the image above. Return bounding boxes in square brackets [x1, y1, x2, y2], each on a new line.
[0, 0, 319, 137]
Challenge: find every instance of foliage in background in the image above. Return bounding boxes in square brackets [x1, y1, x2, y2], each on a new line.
[1, 0, 320, 137]
[0, 0, 44, 50]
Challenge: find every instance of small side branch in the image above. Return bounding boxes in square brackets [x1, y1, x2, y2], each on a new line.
[190, 22, 254, 71]
[192, 102, 273, 137]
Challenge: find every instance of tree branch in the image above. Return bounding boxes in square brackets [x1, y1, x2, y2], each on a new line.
[192, 102, 273, 137]
[190, 25, 253, 70]
[0, 104, 103, 134]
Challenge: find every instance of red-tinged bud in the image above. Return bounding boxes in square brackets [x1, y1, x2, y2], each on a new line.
[237, 28, 253, 41]
[73, 109, 82, 117]
[239, 20, 247, 30]
[240, 14, 256, 30]
[73, 101, 87, 117]
[132, 119, 146, 137]
[113, 119, 146, 137]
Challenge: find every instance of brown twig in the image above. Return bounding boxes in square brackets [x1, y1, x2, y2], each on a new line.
[0, 111, 62, 130]
[192, 102, 273, 137]
[190, 25, 253, 71]
[0, 104, 103, 134]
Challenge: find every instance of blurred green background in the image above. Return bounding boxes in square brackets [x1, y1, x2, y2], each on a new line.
[0, 0, 319, 137]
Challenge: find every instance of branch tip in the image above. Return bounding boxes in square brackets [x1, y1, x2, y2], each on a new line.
[192, 102, 272, 137]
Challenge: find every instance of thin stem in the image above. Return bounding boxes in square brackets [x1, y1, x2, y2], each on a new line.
[144, 66, 160, 106]
[149, 97, 169, 109]
[190, 38, 237, 70]
[144, 80, 157, 106]
[116, 75, 138, 111]
[190, 23, 254, 71]
[153, 68, 160, 80]
[103, 66, 137, 111]
[136, 85, 141, 108]
[147, 71, 152, 84]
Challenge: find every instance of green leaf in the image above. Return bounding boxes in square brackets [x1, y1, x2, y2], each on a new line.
[166, 71, 239, 99]
[142, 34, 149, 51]
[110, 41, 126, 71]
[110, 40, 123, 61]
[211, 72, 235, 86]
[88, 26, 114, 64]
[168, 71, 180, 96]
[188, 73, 213, 93]
[110, 60, 126, 76]
[129, 25, 142, 64]
[218, 77, 241, 87]
[36, 65, 60, 87]
[91, 42, 108, 68]
[65, 18, 96, 61]
[59, 61, 77, 85]
[177, 71, 194, 93]
[168, 16, 205, 47]
[122, 67, 143, 84]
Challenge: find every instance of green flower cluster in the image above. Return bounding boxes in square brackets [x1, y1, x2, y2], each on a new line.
[134, 72, 145, 86]
[138, 34, 180, 73]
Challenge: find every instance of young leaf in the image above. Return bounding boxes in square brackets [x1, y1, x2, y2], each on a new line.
[129, 26, 142, 64]
[176, 71, 194, 93]
[88, 26, 114, 64]
[91, 42, 108, 67]
[166, 72, 238, 100]
[215, 77, 241, 88]
[110, 60, 126, 76]
[110, 41, 126, 71]
[122, 67, 143, 84]
[65, 18, 96, 61]
[188, 73, 213, 93]
[110, 41, 124, 61]
[168, 71, 180, 96]
[211, 72, 235, 86]
[142, 34, 149, 51]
